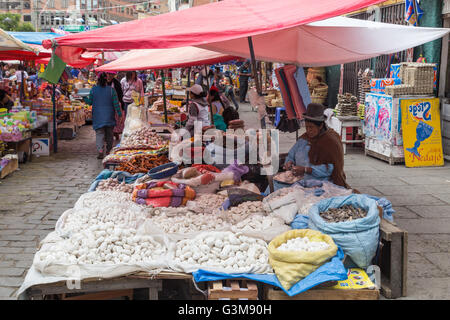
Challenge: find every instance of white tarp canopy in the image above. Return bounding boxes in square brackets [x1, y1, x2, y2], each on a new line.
[199, 17, 450, 67]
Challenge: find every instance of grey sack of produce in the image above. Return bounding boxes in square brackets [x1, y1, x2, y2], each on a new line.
[308, 194, 380, 269]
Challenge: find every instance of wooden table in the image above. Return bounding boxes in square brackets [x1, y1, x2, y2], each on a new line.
[336, 116, 364, 154]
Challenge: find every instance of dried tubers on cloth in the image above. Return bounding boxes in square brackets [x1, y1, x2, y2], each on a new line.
[120, 127, 167, 149]
[96, 178, 134, 193]
[319, 205, 367, 223]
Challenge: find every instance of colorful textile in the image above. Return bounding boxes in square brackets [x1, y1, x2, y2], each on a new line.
[132, 180, 196, 207]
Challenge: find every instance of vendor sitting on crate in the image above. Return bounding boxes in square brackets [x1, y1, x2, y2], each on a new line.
[282, 103, 349, 189]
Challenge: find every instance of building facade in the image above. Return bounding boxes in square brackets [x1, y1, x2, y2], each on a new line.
[0, 0, 143, 32]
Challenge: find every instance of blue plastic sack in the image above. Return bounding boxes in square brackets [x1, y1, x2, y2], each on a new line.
[308, 194, 380, 269]
[193, 247, 347, 297]
[290, 215, 310, 229]
[363, 194, 395, 222]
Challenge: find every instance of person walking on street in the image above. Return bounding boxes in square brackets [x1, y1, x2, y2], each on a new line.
[238, 60, 252, 103]
[85, 73, 122, 159]
[224, 71, 239, 110]
[106, 71, 125, 141]
[120, 71, 144, 115]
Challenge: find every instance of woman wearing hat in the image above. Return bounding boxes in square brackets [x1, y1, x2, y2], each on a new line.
[185, 84, 210, 135]
[283, 103, 349, 188]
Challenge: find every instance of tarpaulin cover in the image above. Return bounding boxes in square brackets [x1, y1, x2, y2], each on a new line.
[96, 47, 239, 72]
[7, 32, 63, 45]
[43, 0, 384, 51]
[0, 28, 38, 52]
[201, 16, 450, 66]
[193, 247, 347, 297]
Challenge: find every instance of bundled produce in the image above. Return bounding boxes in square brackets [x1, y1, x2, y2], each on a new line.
[319, 205, 367, 223]
[171, 231, 272, 273]
[117, 154, 170, 174]
[336, 93, 358, 116]
[103, 149, 167, 165]
[96, 178, 134, 193]
[276, 237, 330, 252]
[120, 127, 167, 149]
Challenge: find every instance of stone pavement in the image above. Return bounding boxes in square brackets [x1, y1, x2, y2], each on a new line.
[0, 103, 449, 299]
[0, 125, 103, 299]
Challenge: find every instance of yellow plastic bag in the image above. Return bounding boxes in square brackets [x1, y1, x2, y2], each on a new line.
[268, 229, 338, 290]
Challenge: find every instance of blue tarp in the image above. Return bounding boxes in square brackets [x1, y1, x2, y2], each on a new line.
[7, 32, 63, 45]
[193, 247, 347, 297]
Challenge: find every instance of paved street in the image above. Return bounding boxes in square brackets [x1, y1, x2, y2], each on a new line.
[0, 103, 449, 299]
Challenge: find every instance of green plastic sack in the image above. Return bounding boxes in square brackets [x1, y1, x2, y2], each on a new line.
[268, 229, 338, 290]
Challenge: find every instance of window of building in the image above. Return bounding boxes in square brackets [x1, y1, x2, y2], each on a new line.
[126, 8, 129, 15]
[48, 0, 55, 8]
[23, 15, 32, 22]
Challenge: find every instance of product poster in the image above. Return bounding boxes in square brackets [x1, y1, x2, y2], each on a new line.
[401, 98, 444, 167]
[364, 93, 393, 141]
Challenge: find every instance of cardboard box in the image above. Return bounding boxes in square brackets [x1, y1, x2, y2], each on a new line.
[370, 78, 402, 94]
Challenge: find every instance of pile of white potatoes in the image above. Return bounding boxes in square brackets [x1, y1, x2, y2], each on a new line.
[60, 191, 151, 232]
[150, 211, 230, 234]
[277, 237, 330, 252]
[173, 232, 271, 272]
[96, 178, 135, 193]
[38, 226, 166, 265]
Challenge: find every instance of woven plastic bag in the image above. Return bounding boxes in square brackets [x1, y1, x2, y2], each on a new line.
[308, 194, 380, 268]
[268, 229, 337, 290]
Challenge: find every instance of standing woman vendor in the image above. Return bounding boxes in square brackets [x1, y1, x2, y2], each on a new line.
[185, 84, 210, 136]
[283, 103, 349, 188]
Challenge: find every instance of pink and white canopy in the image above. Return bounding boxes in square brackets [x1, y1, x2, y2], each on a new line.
[96, 46, 239, 71]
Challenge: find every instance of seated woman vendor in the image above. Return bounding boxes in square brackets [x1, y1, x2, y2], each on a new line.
[282, 103, 349, 189]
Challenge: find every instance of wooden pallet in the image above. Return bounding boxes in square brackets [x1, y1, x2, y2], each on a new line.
[365, 149, 404, 165]
[378, 219, 408, 299]
[60, 289, 133, 300]
[265, 286, 379, 300]
[208, 280, 258, 300]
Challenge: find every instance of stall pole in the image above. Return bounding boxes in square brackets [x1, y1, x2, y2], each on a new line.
[52, 84, 58, 153]
[204, 65, 215, 125]
[162, 70, 169, 124]
[186, 67, 191, 107]
[247, 36, 266, 129]
[412, 0, 424, 57]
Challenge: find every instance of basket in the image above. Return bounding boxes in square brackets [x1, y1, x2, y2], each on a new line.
[311, 95, 327, 104]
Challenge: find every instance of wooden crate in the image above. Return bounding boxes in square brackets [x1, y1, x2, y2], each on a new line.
[265, 286, 379, 300]
[208, 280, 258, 300]
[0, 158, 18, 179]
[377, 219, 408, 299]
[365, 149, 404, 165]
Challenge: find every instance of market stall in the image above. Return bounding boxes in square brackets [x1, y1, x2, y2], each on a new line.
[25, 0, 450, 300]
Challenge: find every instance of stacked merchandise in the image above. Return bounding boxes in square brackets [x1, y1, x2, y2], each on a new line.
[335, 93, 358, 117]
[386, 62, 435, 96]
[357, 69, 373, 104]
[307, 67, 328, 105]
